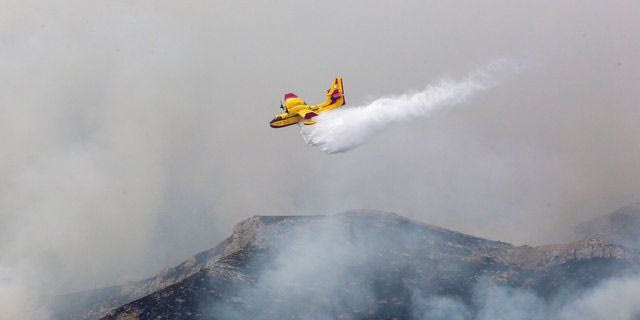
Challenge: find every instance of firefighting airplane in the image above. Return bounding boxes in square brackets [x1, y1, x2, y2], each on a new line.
[270, 77, 345, 128]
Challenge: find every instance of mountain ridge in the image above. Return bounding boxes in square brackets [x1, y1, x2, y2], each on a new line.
[574, 203, 640, 249]
[72, 210, 640, 320]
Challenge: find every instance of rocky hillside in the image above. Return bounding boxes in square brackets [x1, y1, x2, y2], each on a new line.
[72, 210, 640, 320]
[574, 203, 640, 249]
[49, 228, 235, 319]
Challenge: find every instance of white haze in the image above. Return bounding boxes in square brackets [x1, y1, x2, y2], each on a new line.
[300, 60, 524, 153]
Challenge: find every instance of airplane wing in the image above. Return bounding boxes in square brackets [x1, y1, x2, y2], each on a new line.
[297, 109, 318, 120]
[284, 93, 299, 101]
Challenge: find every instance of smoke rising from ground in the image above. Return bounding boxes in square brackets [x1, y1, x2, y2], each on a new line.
[209, 216, 377, 319]
[300, 60, 523, 154]
[414, 276, 640, 320]
[206, 215, 640, 320]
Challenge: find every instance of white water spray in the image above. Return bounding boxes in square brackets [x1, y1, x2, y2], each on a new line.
[300, 59, 524, 154]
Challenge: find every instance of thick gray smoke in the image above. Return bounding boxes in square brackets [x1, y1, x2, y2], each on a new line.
[207, 216, 378, 319]
[300, 60, 523, 153]
[414, 276, 640, 319]
[206, 216, 640, 320]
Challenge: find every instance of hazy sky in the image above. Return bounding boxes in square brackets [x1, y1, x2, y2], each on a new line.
[1, 0, 639, 303]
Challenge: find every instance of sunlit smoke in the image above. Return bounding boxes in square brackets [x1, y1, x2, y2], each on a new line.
[300, 60, 525, 154]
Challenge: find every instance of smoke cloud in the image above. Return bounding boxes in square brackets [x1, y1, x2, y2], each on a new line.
[206, 215, 640, 320]
[300, 60, 523, 153]
[415, 276, 640, 320]
[207, 216, 377, 319]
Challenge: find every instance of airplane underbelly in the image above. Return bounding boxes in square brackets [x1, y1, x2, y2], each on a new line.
[269, 115, 302, 128]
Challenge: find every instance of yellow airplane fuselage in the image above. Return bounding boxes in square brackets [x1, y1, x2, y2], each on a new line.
[270, 77, 345, 128]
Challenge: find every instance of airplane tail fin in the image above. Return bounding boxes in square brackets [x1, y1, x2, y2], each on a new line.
[326, 77, 345, 106]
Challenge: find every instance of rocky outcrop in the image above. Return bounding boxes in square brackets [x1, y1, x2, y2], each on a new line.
[496, 238, 634, 269]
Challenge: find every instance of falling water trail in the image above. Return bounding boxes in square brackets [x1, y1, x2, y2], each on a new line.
[300, 59, 525, 154]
